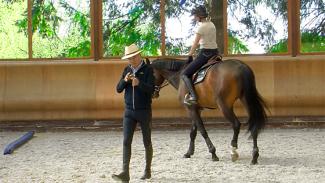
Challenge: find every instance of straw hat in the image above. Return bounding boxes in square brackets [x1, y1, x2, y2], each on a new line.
[121, 44, 142, 59]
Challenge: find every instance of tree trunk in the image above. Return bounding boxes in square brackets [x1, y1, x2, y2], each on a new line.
[209, 0, 224, 54]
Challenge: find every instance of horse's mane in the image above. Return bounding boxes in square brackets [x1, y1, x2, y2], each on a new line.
[151, 58, 186, 71]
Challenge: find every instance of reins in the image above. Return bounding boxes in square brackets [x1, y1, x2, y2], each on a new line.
[154, 80, 169, 93]
[159, 80, 169, 89]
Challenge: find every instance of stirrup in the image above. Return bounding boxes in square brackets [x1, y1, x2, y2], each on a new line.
[184, 93, 197, 106]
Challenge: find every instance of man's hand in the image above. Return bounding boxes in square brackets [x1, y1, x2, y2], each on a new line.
[132, 77, 139, 86]
[124, 72, 135, 82]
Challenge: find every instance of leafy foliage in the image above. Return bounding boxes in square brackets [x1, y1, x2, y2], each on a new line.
[228, 32, 249, 54]
[267, 32, 324, 53]
[166, 38, 190, 55]
[301, 32, 325, 52]
[267, 39, 288, 53]
[228, 0, 324, 53]
[102, 0, 208, 57]
[300, 0, 324, 35]
[0, 0, 28, 59]
[7, 0, 90, 58]
[62, 40, 91, 57]
[1, 0, 324, 59]
[102, 1, 161, 57]
[227, 0, 287, 53]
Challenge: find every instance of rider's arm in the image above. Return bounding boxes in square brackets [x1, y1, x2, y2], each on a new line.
[188, 33, 201, 56]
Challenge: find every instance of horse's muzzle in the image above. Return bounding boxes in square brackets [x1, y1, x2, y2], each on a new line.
[152, 86, 160, 99]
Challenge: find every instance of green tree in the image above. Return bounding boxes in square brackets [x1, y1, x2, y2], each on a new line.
[103, 3, 161, 57]
[5, 0, 90, 58]
[301, 32, 325, 52]
[2, 0, 324, 58]
[228, 0, 324, 53]
[228, 32, 249, 54]
[268, 32, 324, 53]
[0, 0, 28, 59]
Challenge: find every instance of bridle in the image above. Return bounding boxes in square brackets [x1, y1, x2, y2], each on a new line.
[154, 80, 169, 94]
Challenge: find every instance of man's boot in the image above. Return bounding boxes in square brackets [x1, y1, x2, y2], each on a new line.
[141, 145, 153, 180]
[112, 146, 131, 182]
[181, 75, 198, 105]
[112, 171, 129, 183]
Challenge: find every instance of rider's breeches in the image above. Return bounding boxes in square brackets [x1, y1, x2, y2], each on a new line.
[182, 48, 219, 77]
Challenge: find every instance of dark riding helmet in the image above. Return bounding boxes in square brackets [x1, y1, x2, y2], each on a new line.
[191, 5, 208, 18]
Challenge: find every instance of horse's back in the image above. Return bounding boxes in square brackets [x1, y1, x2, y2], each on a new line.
[220, 59, 249, 70]
[207, 59, 246, 80]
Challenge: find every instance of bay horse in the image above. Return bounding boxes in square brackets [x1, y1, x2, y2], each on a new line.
[150, 58, 268, 165]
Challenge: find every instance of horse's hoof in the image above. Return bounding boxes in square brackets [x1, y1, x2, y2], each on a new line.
[251, 149, 259, 165]
[230, 146, 239, 162]
[212, 154, 219, 161]
[231, 152, 239, 162]
[250, 160, 258, 165]
[183, 153, 191, 158]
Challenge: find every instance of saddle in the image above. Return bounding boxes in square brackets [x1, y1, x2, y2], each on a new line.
[192, 55, 223, 85]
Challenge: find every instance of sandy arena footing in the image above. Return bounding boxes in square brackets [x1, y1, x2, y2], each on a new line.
[1, 128, 324, 183]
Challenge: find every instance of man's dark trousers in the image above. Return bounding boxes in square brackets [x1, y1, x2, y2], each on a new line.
[122, 109, 153, 174]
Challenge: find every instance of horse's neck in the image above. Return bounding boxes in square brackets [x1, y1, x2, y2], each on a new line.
[163, 70, 180, 89]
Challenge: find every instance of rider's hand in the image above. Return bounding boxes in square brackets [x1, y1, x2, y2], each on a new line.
[186, 56, 193, 64]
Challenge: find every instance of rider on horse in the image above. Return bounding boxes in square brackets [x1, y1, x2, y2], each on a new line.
[182, 5, 220, 105]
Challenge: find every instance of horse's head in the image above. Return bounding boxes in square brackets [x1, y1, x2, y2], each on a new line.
[150, 58, 186, 99]
[152, 70, 166, 99]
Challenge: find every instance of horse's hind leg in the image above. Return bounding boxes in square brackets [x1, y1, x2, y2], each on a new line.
[217, 98, 241, 162]
[189, 106, 219, 161]
[184, 122, 197, 158]
[241, 98, 260, 165]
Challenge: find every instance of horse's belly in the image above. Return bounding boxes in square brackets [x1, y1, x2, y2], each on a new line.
[198, 99, 218, 109]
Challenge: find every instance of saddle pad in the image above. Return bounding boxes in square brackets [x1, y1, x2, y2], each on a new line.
[193, 65, 214, 84]
[193, 56, 223, 85]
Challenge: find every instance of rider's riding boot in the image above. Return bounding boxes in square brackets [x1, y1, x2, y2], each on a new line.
[181, 75, 198, 105]
[112, 146, 131, 182]
[141, 145, 153, 180]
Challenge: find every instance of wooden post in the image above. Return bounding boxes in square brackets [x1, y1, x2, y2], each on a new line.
[28, 0, 33, 59]
[289, 0, 300, 57]
[160, 0, 166, 56]
[91, 0, 102, 61]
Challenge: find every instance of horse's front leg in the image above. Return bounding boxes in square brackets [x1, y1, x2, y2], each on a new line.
[183, 122, 197, 158]
[251, 130, 259, 165]
[189, 107, 219, 161]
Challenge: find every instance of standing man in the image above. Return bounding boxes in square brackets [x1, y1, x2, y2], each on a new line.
[112, 43, 155, 182]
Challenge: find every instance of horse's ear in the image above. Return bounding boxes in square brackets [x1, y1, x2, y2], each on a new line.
[145, 58, 151, 65]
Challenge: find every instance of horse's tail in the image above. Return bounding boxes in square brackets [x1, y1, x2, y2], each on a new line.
[240, 64, 268, 136]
